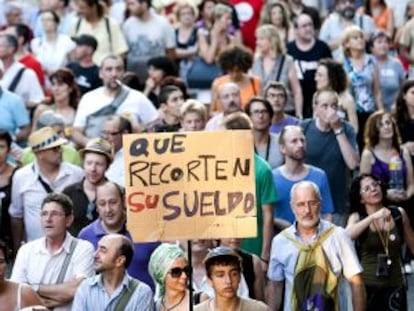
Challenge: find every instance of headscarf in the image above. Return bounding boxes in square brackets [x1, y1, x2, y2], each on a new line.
[148, 243, 187, 299]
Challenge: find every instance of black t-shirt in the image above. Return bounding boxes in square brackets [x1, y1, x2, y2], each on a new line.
[287, 39, 332, 118]
[67, 62, 103, 96]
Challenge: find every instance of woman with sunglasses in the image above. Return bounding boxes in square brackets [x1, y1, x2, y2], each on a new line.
[347, 174, 414, 311]
[149, 243, 190, 311]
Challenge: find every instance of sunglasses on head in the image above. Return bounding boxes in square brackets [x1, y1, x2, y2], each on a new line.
[169, 266, 191, 278]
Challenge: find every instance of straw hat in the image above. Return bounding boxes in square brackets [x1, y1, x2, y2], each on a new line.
[79, 137, 114, 163]
[28, 126, 66, 152]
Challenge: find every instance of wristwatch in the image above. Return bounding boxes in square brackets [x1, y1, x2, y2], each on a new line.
[334, 127, 344, 136]
[31, 284, 40, 292]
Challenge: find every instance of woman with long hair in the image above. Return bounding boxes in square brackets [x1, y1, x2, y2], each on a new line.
[341, 25, 383, 150]
[32, 68, 80, 138]
[251, 24, 303, 118]
[259, 1, 294, 43]
[360, 0, 394, 37]
[315, 58, 358, 132]
[360, 110, 414, 204]
[347, 173, 414, 311]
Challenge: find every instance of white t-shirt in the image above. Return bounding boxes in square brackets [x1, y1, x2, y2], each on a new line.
[31, 34, 76, 72]
[74, 86, 159, 128]
[0, 62, 44, 107]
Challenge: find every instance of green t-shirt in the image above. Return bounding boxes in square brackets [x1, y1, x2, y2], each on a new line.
[241, 154, 277, 256]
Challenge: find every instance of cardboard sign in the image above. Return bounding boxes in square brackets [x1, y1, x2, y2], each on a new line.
[123, 130, 257, 242]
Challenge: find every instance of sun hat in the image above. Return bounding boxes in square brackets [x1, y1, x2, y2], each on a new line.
[28, 126, 66, 152]
[79, 137, 113, 163]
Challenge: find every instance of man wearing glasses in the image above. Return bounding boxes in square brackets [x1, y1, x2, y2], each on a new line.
[11, 193, 95, 311]
[267, 181, 366, 311]
[73, 233, 154, 310]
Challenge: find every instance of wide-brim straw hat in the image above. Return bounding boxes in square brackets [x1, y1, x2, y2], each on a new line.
[28, 126, 67, 152]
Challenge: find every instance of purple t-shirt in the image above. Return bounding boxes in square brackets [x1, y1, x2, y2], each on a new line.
[270, 115, 299, 134]
[79, 219, 159, 291]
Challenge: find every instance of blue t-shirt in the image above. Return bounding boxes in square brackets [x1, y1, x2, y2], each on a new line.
[0, 89, 29, 135]
[269, 115, 299, 134]
[79, 219, 159, 291]
[272, 165, 334, 223]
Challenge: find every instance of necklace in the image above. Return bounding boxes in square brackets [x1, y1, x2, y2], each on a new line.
[162, 293, 186, 311]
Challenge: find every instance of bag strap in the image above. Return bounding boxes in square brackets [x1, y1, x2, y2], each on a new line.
[250, 77, 257, 96]
[89, 86, 130, 118]
[114, 278, 140, 311]
[56, 238, 78, 284]
[32, 164, 54, 193]
[275, 56, 285, 82]
[75, 17, 81, 34]
[8, 67, 26, 92]
[104, 17, 113, 53]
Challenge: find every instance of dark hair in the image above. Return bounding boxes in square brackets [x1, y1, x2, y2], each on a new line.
[117, 235, 134, 268]
[106, 115, 133, 134]
[218, 44, 253, 74]
[318, 58, 348, 93]
[205, 255, 241, 278]
[364, 0, 387, 17]
[147, 56, 177, 77]
[363, 110, 402, 150]
[260, 2, 290, 30]
[222, 112, 252, 130]
[264, 81, 288, 99]
[78, 0, 105, 18]
[159, 85, 182, 105]
[13, 23, 33, 45]
[393, 79, 414, 124]
[198, 0, 217, 20]
[40, 9, 60, 24]
[1, 34, 18, 52]
[244, 96, 274, 120]
[160, 76, 189, 100]
[349, 173, 387, 215]
[50, 68, 80, 109]
[0, 240, 8, 264]
[121, 71, 141, 91]
[41, 193, 74, 216]
[0, 130, 12, 150]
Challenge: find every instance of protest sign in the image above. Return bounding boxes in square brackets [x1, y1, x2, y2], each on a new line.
[123, 130, 257, 242]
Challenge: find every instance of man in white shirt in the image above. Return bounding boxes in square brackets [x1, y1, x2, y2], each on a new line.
[0, 34, 44, 109]
[9, 127, 83, 252]
[72, 55, 159, 147]
[11, 192, 95, 311]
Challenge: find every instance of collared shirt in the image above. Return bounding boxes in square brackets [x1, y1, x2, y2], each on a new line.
[9, 161, 84, 241]
[0, 88, 30, 135]
[268, 220, 363, 311]
[73, 273, 154, 311]
[79, 219, 159, 291]
[63, 178, 99, 237]
[11, 233, 95, 311]
[105, 149, 125, 187]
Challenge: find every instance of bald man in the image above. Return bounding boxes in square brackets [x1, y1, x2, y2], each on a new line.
[73, 234, 154, 310]
[205, 82, 242, 131]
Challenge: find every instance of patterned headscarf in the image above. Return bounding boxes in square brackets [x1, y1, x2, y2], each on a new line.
[148, 243, 187, 299]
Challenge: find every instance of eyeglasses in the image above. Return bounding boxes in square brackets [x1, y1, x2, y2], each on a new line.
[266, 93, 286, 99]
[361, 181, 380, 194]
[169, 266, 191, 278]
[293, 200, 320, 209]
[41, 210, 66, 218]
[251, 109, 269, 116]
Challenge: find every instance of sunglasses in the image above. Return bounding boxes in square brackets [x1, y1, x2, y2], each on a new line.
[169, 266, 191, 278]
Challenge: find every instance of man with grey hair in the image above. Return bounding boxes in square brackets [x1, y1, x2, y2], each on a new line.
[205, 82, 242, 131]
[267, 181, 365, 311]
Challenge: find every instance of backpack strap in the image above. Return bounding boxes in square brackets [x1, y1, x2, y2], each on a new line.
[281, 226, 335, 251]
[8, 67, 26, 92]
[104, 17, 113, 53]
[75, 17, 82, 34]
[56, 238, 79, 284]
[114, 278, 140, 311]
[275, 55, 285, 82]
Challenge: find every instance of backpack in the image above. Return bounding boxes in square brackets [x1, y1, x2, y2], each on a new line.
[282, 226, 339, 311]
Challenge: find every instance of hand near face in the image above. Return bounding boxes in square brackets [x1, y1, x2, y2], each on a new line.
[328, 110, 342, 131]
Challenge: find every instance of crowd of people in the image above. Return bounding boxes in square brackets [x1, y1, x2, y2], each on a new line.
[0, 0, 414, 310]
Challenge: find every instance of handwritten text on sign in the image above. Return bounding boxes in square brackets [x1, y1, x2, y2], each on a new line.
[123, 131, 257, 242]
